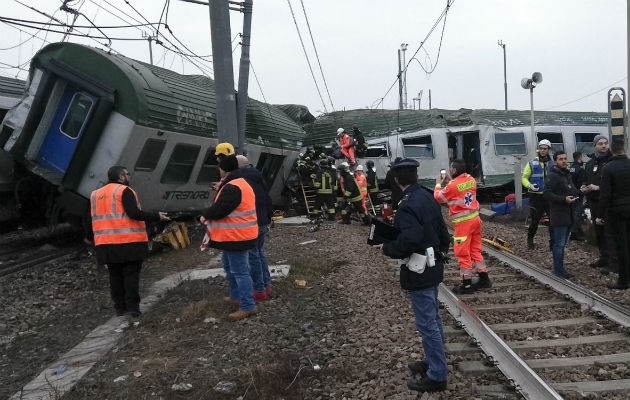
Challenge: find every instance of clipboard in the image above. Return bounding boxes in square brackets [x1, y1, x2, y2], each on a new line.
[367, 217, 400, 245]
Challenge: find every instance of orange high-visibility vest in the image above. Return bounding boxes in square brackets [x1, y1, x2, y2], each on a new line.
[434, 173, 480, 224]
[209, 178, 258, 243]
[90, 183, 148, 245]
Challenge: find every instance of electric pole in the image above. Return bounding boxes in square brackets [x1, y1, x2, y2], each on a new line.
[236, 0, 253, 155]
[398, 49, 403, 110]
[498, 40, 507, 110]
[401, 43, 408, 109]
[209, 0, 239, 147]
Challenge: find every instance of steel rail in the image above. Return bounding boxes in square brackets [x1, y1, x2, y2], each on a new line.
[0, 249, 78, 278]
[438, 284, 563, 400]
[483, 246, 630, 328]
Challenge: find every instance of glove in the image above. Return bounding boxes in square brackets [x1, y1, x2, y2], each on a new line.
[529, 183, 539, 192]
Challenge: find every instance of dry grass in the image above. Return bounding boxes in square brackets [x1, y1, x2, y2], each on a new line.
[178, 299, 222, 323]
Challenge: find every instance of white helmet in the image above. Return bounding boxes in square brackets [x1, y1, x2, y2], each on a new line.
[336, 128, 345, 135]
[338, 161, 349, 170]
[355, 165, 364, 171]
[538, 139, 551, 148]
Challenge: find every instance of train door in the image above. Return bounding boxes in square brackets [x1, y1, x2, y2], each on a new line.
[36, 84, 96, 174]
[447, 130, 483, 182]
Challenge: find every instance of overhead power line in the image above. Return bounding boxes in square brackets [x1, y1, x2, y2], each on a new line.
[543, 77, 628, 111]
[286, 0, 328, 114]
[373, 0, 454, 109]
[299, 0, 334, 112]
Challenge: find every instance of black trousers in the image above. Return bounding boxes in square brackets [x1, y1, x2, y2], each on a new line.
[312, 193, 337, 220]
[591, 200, 618, 268]
[527, 194, 549, 239]
[108, 260, 142, 313]
[607, 213, 628, 283]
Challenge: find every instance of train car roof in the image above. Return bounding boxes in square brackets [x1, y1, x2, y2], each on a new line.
[0, 76, 26, 109]
[30, 42, 305, 150]
[303, 108, 609, 146]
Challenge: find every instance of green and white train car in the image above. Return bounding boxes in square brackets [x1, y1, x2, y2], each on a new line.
[305, 109, 609, 188]
[0, 42, 305, 221]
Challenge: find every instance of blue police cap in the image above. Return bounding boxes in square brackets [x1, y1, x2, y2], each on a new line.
[391, 158, 419, 169]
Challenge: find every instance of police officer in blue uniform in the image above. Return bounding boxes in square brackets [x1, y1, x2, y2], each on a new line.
[373, 158, 450, 393]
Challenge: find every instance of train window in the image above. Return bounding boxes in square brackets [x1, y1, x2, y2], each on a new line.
[135, 139, 166, 172]
[256, 152, 285, 187]
[537, 132, 564, 153]
[59, 93, 94, 139]
[402, 136, 433, 158]
[160, 144, 201, 184]
[364, 142, 388, 158]
[494, 131, 526, 155]
[196, 148, 220, 184]
[574, 132, 598, 155]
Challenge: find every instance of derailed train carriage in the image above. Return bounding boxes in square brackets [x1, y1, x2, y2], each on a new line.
[0, 42, 309, 225]
[304, 108, 610, 188]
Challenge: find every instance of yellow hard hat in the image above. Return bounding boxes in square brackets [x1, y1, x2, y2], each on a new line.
[215, 142, 235, 156]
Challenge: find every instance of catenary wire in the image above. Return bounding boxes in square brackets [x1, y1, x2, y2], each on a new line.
[299, 0, 334, 112]
[543, 77, 628, 111]
[373, 0, 454, 109]
[286, 0, 328, 114]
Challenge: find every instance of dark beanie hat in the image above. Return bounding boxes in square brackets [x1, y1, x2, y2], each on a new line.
[219, 154, 239, 172]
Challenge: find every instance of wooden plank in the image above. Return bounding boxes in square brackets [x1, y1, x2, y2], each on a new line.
[458, 353, 630, 374]
[508, 333, 629, 350]
[553, 379, 630, 394]
[457, 289, 547, 299]
[474, 300, 566, 311]
[446, 333, 629, 354]
[489, 317, 597, 331]
[527, 352, 630, 368]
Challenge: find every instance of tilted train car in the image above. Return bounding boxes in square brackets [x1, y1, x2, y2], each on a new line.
[304, 108, 610, 187]
[0, 42, 305, 224]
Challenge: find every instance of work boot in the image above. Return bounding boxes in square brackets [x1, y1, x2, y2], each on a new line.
[223, 297, 240, 306]
[128, 309, 142, 318]
[407, 376, 447, 392]
[408, 360, 428, 377]
[228, 309, 257, 320]
[472, 272, 492, 290]
[527, 237, 535, 250]
[453, 279, 475, 294]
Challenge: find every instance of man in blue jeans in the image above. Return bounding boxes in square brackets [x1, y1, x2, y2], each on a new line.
[373, 158, 450, 393]
[543, 151, 579, 279]
[237, 155, 273, 299]
[201, 155, 258, 320]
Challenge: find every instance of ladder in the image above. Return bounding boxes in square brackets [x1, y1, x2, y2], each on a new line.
[298, 174, 318, 215]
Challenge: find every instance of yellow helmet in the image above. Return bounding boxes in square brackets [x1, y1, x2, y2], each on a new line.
[215, 142, 235, 156]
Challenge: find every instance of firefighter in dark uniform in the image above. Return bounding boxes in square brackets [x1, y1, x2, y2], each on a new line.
[311, 159, 337, 221]
[365, 160, 381, 214]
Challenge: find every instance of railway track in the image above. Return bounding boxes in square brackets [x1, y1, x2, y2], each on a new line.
[0, 245, 84, 278]
[437, 247, 630, 399]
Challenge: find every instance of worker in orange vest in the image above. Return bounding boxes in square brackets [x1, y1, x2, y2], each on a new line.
[337, 127, 356, 166]
[355, 165, 369, 212]
[90, 166, 170, 317]
[201, 155, 259, 320]
[434, 159, 492, 294]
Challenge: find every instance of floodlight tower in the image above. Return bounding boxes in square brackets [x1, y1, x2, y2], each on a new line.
[521, 72, 543, 153]
[400, 43, 408, 109]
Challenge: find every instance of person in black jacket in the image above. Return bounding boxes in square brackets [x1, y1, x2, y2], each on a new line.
[597, 138, 630, 289]
[237, 155, 274, 299]
[89, 166, 169, 317]
[374, 158, 449, 393]
[583, 135, 617, 270]
[569, 152, 585, 240]
[201, 155, 258, 320]
[543, 151, 579, 279]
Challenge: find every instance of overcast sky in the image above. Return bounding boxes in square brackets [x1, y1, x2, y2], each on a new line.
[0, 0, 627, 116]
